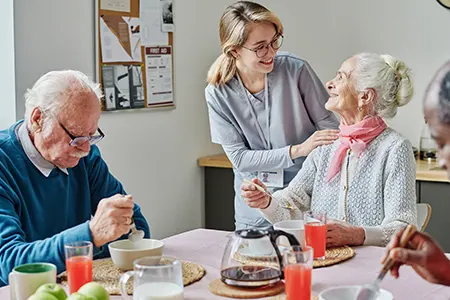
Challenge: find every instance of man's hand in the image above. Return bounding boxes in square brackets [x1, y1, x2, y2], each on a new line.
[382, 228, 450, 286]
[326, 219, 365, 247]
[89, 194, 134, 248]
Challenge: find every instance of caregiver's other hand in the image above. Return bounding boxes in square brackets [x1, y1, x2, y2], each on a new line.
[241, 178, 271, 209]
[382, 228, 450, 285]
[326, 219, 365, 247]
[291, 129, 339, 159]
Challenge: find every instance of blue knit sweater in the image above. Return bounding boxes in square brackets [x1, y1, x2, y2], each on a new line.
[0, 121, 150, 286]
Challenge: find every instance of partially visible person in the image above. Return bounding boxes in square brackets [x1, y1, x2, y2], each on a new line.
[0, 70, 150, 286]
[206, 1, 339, 230]
[384, 61, 450, 286]
[242, 53, 417, 247]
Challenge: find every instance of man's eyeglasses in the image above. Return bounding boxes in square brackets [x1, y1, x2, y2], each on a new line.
[43, 110, 105, 147]
[241, 34, 284, 58]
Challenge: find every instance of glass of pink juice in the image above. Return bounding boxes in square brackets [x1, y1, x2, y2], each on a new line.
[283, 245, 313, 300]
[304, 211, 327, 260]
[64, 241, 93, 294]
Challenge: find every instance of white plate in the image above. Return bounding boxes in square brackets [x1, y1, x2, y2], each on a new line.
[319, 285, 393, 300]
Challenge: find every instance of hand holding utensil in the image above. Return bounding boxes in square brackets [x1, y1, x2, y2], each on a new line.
[243, 179, 293, 210]
[355, 224, 417, 300]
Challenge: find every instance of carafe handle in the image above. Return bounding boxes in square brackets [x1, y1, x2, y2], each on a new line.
[269, 230, 301, 279]
[119, 271, 134, 300]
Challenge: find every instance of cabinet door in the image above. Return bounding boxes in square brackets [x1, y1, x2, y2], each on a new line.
[204, 168, 235, 231]
[419, 181, 450, 252]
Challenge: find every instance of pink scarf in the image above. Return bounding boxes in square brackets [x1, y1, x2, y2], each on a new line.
[326, 116, 387, 182]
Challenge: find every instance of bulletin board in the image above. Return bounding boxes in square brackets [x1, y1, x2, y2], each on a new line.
[95, 0, 175, 112]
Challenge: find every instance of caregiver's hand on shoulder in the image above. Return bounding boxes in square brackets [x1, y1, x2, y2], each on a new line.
[291, 129, 339, 159]
[241, 178, 271, 209]
[326, 219, 365, 247]
[382, 228, 450, 286]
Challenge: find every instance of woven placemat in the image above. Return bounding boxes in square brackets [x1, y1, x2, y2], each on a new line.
[58, 258, 205, 295]
[234, 246, 355, 268]
[209, 279, 284, 299]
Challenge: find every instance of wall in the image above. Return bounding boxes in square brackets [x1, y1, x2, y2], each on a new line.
[0, 0, 16, 129]
[12, 0, 450, 238]
[13, 0, 221, 239]
[262, 0, 450, 145]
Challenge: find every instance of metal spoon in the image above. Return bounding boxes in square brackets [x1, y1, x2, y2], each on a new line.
[128, 217, 145, 242]
[243, 179, 294, 210]
[356, 224, 417, 300]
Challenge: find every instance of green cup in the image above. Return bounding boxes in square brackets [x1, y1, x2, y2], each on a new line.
[9, 262, 56, 300]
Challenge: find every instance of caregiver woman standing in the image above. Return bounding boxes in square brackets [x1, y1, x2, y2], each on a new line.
[205, 1, 339, 230]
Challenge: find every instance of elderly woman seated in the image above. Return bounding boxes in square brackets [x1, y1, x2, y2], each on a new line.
[242, 52, 417, 247]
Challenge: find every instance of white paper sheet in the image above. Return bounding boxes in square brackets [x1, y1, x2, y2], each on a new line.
[100, 0, 131, 13]
[140, 0, 168, 45]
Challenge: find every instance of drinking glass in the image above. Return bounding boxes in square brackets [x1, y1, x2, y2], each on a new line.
[64, 241, 93, 294]
[283, 245, 313, 300]
[304, 211, 327, 260]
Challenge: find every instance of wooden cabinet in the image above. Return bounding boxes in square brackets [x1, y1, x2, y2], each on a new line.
[418, 181, 450, 252]
[204, 167, 235, 231]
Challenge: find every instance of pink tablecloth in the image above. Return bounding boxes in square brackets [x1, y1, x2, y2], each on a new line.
[1, 229, 450, 299]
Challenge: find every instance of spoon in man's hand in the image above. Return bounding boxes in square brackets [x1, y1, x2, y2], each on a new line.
[128, 217, 145, 242]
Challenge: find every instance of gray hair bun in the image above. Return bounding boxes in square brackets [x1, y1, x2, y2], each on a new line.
[380, 54, 414, 107]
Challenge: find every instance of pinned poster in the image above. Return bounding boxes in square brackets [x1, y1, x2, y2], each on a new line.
[144, 46, 173, 106]
[102, 65, 145, 110]
[160, 0, 174, 32]
[100, 15, 142, 63]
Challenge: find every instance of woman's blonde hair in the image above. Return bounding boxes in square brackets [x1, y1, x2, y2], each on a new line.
[207, 1, 283, 86]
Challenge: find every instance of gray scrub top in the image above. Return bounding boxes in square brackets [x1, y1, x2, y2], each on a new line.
[205, 52, 339, 229]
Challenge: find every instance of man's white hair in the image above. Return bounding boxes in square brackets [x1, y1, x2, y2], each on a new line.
[24, 70, 103, 127]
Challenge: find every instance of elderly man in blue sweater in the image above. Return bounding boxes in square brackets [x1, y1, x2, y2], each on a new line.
[0, 70, 150, 286]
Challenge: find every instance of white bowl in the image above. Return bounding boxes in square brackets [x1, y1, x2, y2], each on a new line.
[273, 220, 305, 248]
[108, 239, 164, 270]
[319, 285, 393, 300]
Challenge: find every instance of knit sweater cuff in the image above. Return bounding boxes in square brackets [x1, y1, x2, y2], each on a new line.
[259, 197, 281, 223]
[74, 221, 105, 256]
[362, 226, 383, 246]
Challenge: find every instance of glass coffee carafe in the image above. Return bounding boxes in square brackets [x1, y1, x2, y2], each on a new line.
[220, 228, 300, 287]
[420, 123, 437, 161]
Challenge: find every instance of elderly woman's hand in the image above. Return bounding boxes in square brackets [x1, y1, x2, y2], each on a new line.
[382, 228, 450, 286]
[241, 178, 271, 209]
[326, 219, 365, 247]
[291, 129, 339, 159]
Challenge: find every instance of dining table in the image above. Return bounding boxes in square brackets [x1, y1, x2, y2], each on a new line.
[1, 228, 450, 299]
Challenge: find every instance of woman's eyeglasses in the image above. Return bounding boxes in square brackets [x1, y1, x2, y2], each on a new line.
[241, 35, 284, 58]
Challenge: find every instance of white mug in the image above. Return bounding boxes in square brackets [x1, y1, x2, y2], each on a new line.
[273, 220, 306, 248]
[9, 262, 56, 300]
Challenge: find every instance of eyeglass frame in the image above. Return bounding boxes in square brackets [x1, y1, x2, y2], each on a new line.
[240, 34, 284, 58]
[41, 109, 105, 147]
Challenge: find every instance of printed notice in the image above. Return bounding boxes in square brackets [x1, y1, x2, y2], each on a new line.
[144, 46, 173, 106]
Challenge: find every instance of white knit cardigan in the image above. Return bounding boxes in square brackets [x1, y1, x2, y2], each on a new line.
[260, 128, 417, 246]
